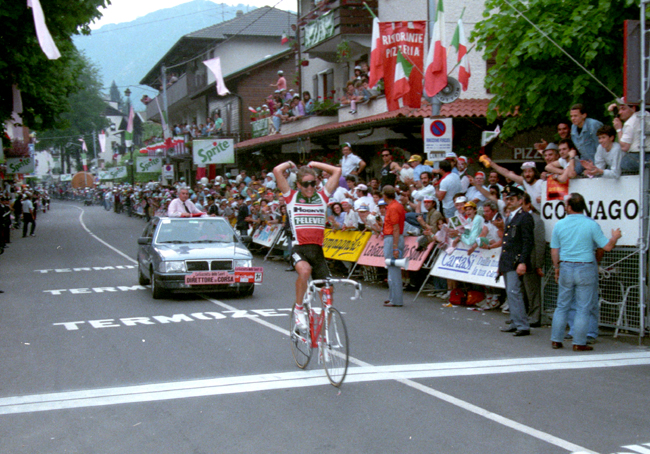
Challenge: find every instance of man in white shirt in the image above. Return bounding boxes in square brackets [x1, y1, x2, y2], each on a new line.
[465, 171, 488, 207]
[435, 160, 462, 218]
[167, 188, 205, 217]
[482, 157, 544, 212]
[22, 193, 36, 237]
[340, 142, 366, 177]
[353, 184, 377, 213]
[612, 98, 649, 172]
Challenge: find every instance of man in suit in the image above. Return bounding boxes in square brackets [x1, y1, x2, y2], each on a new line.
[522, 192, 546, 327]
[498, 186, 534, 336]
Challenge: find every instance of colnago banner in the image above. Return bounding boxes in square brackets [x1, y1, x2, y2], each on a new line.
[6, 157, 34, 174]
[322, 229, 372, 262]
[99, 167, 127, 180]
[193, 139, 235, 166]
[540, 175, 640, 246]
[378, 21, 426, 111]
[136, 157, 162, 173]
[357, 235, 434, 271]
[430, 246, 505, 289]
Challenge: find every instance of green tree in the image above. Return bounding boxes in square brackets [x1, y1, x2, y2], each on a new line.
[472, 0, 639, 138]
[0, 0, 108, 134]
[35, 54, 110, 173]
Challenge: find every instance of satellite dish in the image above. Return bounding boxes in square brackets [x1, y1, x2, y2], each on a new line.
[434, 77, 462, 104]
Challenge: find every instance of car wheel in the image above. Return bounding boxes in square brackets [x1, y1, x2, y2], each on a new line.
[238, 284, 254, 297]
[138, 264, 150, 285]
[151, 270, 165, 299]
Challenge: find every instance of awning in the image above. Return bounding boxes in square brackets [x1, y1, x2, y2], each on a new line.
[235, 98, 490, 152]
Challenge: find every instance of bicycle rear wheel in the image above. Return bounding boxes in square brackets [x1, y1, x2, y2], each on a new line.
[290, 303, 312, 369]
[322, 307, 349, 387]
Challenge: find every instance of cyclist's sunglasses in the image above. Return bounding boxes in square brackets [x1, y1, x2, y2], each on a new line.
[300, 180, 317, 188]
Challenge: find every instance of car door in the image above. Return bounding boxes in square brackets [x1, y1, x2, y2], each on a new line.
[139, 218, 158, 279]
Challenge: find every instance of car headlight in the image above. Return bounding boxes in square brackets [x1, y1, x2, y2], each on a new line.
[234, 259, 252, 268]
[160, 261, 187, 273]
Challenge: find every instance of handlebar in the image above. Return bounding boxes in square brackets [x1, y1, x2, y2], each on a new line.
[309, 278, 363, 301]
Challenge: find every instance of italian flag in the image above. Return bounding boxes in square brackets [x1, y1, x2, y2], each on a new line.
[368, 17, 383, 89]
[451, 18, 471, 91]
[125, 106, 134, 147]
[281, 32, 289, 45]
[392, 49, 413, 103]
[424, 0, 447, 97]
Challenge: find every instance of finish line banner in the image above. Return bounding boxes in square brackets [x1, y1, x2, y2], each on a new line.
[322, 229, 372, 262]
[430, 246, 505, 289]
[357, 235, 434, 271]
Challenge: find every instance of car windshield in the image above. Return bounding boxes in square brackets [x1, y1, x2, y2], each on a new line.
[155, 218, 235, 244]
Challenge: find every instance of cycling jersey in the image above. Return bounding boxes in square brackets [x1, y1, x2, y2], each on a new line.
[284, 188, 330, 246]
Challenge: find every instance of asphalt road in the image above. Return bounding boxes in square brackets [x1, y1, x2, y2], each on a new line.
[0, 200, 649, 454]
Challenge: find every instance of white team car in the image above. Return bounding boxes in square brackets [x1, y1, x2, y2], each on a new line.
[137, 216, 262, 299]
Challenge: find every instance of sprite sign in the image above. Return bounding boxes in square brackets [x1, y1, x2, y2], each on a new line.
[6, 157, 35, 174]
[136, 157, 162, 173]
[192, 139, 235, 165]
[99, 167, 128, 180]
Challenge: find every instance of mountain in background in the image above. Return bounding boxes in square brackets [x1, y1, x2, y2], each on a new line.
[74, 0, 260, 112]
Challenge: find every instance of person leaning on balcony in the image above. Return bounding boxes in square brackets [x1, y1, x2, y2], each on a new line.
[213, 111, 223, 136]
[303, 91, 314, 115]
[270, 70, 287, 91]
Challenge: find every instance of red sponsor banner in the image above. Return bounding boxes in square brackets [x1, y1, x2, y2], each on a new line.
[357, 235, 434, 271]
[546, 176, 569, 201]
[379, 21, 426, 111]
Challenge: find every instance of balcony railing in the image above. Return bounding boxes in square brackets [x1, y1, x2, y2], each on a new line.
[301, 0, 377, 51]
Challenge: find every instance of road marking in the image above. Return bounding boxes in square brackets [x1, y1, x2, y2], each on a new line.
[0, 352, 648, 426]
[35, 266, 136, 274]
[76, 207, 138, 264]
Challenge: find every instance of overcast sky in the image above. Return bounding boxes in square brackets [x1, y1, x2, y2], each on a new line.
[90, 0, 295, 29]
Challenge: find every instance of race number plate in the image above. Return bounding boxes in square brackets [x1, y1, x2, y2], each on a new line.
[185, 267, 264, 285]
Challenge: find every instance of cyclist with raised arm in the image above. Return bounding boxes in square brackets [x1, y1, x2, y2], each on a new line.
[273, 160, 341, 334]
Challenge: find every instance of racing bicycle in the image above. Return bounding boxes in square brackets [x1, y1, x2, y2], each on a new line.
[290, 278, 362, 387]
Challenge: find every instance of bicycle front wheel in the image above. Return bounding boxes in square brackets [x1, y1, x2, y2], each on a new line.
[290, 303, 312, 369]
[323, 307, 349, 387]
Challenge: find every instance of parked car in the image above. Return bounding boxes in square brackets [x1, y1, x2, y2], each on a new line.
[137, 216, 262, 299]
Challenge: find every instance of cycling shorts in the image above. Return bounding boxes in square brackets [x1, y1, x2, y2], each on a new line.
[290, 244, 331, 280]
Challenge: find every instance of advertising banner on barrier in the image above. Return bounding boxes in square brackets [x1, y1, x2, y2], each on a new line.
[540, 175, 639, 246]
[251, 224, 283, 248]
[322, 229, 372, 261]
[98, 167, 127, 180]
[357, 235, 434, 271]
[136, 157, 162, 173]
[430, 246, 505, 289]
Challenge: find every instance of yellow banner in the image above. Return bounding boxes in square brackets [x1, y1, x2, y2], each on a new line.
[322, 229, 372, 262]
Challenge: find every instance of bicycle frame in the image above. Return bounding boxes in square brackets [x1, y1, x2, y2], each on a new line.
[303, 278, 361, 349]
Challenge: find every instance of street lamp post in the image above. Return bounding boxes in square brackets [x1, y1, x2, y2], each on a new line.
[124, 88, 134, 186]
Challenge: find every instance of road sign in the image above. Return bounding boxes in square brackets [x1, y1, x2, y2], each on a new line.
[423, 118, 453, 160]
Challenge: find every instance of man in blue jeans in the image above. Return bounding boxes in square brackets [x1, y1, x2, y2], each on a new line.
[550, 193, 621, 351]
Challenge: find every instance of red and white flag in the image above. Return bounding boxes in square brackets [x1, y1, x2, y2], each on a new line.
[79, 138, 88, 171]
[451, 18, 471, 91]
[281, 32, 289, 45]
[424, 0, 447, 97]
[391, 49, 413, 104]
[27, 0, 61, 60]
[368, 18, 383, 89]
[125, 106, 134, 147]
[202, 57, 230, 96]
[98, 131, 106, 156]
